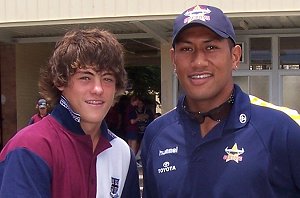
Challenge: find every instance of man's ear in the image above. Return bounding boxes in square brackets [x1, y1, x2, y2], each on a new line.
[170, 48, 176, 70]
[53, 79, 65, 91]
[232, 44, 242, 70]
[57, 86, 64, 91]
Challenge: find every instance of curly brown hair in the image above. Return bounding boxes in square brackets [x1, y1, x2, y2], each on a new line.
[38, 28, 127, 106]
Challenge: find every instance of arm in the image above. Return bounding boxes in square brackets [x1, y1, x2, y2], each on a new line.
[0, 148, 52, 198]
[287, 122, 300, 190]
[129, 110, 139, 125]
[28, 117, 34, 125]
[267, 115, 300, 195]
[141, 126, 156, 198]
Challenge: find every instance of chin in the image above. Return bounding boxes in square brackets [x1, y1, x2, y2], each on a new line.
[82, 115, 103, 123]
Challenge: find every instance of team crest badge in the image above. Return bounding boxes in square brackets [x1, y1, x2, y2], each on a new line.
[183, 5, 211, 24]
[223, 143, 244, 163]
[110, 177, 120, 198]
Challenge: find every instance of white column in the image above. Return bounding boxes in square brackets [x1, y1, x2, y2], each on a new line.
[160, 43, 176, 114]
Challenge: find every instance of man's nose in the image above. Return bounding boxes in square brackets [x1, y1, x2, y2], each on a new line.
[92, 80, 104, 94]
[192, 50, 206, 66]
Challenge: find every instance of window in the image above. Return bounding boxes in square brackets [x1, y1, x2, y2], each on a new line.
[279, 37, 300, 70]
[234, 76, 269, 101]
[282, 76, 300, 112]
[249, 38, 272, 70]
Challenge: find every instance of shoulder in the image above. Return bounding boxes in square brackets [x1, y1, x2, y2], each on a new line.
[246, 95, 300, 147]
[106, 130, 132, 160]
[29, 114, 40, 122]
[97, 132, 134, 176]
[30, 114, 37, 119]
[5, 120, 49, 148]
[249, 95, 300, 126]
[142, 108, 178, 147]
[110, 134, 131, 152]
[148, 108, 178, 129]
[1, 116, 61, 163]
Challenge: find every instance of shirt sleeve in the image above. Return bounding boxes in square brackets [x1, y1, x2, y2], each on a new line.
[268, 115, 300, 195]
[0, 148, 52, 198]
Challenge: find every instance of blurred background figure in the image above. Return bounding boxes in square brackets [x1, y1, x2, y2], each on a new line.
[124, 95, 140, 155]
[28, 98, 49, 125]
[135, 98, 154, 166]
[136, 98, 153, 144]
[105, 102, 122, 136]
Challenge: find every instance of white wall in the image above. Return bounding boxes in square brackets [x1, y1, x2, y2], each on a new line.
[1, 0, 300, 24]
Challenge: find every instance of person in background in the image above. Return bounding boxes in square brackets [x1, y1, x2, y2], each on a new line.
[136, 98, 153, 146]
[135, 98, 153, 166]
[124, 95, 140, 155]
[0, 28, 140, 198]
[105, 102, 122, 136]
[141, 4, 300, 197]
[28, 98, 50, 125]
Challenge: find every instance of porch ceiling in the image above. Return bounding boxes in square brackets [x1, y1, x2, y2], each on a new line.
[1, 15, 300, 66]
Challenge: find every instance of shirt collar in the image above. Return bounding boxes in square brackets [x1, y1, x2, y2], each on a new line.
[177, 84, 251, 132]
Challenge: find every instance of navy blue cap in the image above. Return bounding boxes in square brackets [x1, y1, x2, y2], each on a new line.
[38, 98, 47, 109]
[172, 5, 236, 47]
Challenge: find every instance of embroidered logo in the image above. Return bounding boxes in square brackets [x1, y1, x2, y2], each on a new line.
[223, 143, 244, 163]
[184, 5, 211, 24]
[239, 113, 247, 124]
[110, 177, 120, 198]
[158, 161, 177, 174]
[159, 146, 178, 156]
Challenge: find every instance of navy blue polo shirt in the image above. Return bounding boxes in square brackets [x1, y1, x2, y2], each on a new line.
[141, 84, 300, 198]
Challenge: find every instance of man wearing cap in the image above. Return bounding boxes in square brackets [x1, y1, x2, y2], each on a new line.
[28, 98, 50, 125]
[141, 4, 300, 197]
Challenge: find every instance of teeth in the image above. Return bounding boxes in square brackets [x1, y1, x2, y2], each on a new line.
[191, 74, 210, 79]
[87, 100, 103, 104]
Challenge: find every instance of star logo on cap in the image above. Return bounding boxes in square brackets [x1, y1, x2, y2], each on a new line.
[184, 5, 211, 24]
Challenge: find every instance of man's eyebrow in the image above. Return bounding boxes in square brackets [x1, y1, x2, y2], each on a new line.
[177, 37, 218, 45]
[101, 71, 114, 76]
[203, 39, 217, 44]
[76, 70, 94, 75]
[176, 39, 192, 45]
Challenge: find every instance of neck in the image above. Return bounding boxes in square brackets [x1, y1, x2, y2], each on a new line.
[184, 90, 234, 124]
[91, 134, 100, 151]
[81, 122, 101, 151]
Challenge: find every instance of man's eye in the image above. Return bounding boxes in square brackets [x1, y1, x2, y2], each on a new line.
[180, 47, 192, 52]
[103, 77, 115, 83]
[104, 78, 112, 82]
[80, 76, 90, 80]
[206, 46, 217, 50]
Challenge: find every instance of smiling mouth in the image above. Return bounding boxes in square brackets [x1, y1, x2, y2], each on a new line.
[86, 100, 104, 105]
[190, 74, 211, 79]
